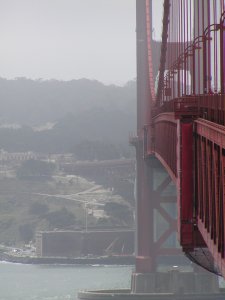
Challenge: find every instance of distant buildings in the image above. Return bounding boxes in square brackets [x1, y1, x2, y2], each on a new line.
[0, 149, 38, 162]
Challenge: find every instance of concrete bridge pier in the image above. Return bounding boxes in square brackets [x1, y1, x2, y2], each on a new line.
[131, 270, 219, 294]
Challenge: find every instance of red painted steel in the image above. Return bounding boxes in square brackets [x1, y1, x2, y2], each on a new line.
[195, 118, 225, 275]
[134, 0, 180, 274]
[136, 0, 155, 273]
[179, 121, 194, 249]
[145, 0, 155, 105]
[139, 0, 225, 277]
[152, 113, 177, 180]
[156, 0, 170, 105]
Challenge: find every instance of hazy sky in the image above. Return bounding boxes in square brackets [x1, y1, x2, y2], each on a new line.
[0, 0, 163, 85]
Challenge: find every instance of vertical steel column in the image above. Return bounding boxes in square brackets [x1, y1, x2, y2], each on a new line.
[220, 18, 225, 94]
[136, 0, 155, 273]
[177, 120, 194, 250]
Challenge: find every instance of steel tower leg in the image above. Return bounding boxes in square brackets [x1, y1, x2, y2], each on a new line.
[134, 0, 155, 274]
[135, 142, 156, 273]
[131, 0, 220, 294]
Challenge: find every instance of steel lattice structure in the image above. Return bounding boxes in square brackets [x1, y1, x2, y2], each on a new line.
[135, 0, 225, 278]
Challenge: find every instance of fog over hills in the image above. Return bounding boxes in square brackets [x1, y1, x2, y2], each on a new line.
[0, 78, 136, 156]
[0, 77, 136, 125]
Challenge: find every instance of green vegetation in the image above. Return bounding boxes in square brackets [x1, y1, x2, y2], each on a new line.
[0, 78, 136, 157]
[74, 140, 121, 161]
[29, 202, 49, 215]
[0, 78, 136, 125]
[17, 160, 55, 179]
[0, 176, 93, 246]
[19, 223, 35, 243]
[104, 202, 133, 226]
[0, 174, 133, 246]
[0, 78, 136, 246]
[45, 207, 76, 229]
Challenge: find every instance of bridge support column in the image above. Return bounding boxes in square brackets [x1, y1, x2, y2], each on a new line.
[131, 148, 180, 293]
[177, 118, 206, 251]
[131, 0, 219, 295]
[177, 120, 195, 249]
[135, 143, 156, 274]
[131, 137, 219, 294]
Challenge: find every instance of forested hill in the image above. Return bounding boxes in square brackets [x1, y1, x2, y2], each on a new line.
[0, 77, 136, 125]
[0, 78, 136, 157]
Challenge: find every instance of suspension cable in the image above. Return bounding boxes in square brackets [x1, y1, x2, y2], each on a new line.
[156, 0, 170, 106]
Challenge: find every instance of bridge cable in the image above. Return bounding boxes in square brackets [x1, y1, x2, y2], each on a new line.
[156, 0, 170, 106]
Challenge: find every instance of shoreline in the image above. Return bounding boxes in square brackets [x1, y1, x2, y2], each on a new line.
[0, 252, 135, 265]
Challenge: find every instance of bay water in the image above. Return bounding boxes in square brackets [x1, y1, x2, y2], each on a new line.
[0, 262, 133, 300]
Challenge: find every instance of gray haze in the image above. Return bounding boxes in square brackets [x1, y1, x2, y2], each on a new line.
[0, 0, 136, 85]
[0, 0, 164, 85]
